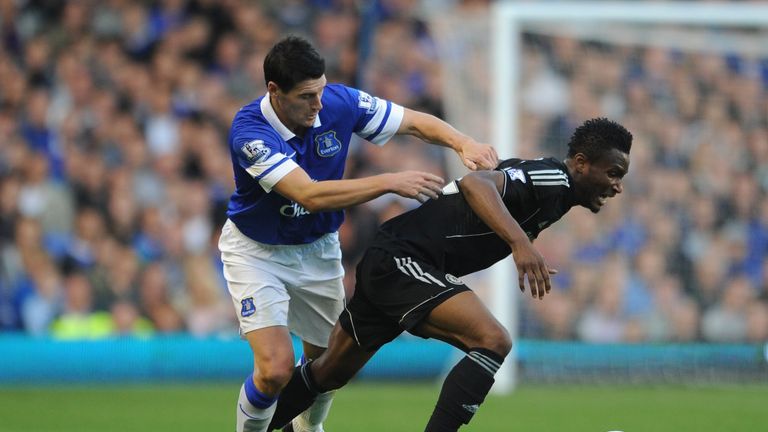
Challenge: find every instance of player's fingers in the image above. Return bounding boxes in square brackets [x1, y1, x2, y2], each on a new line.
[418, 180, 443, 200]
[528, 273, 538, 299]
[543, 267, 552, 294]
[419, 188, 439, 200]
[424, 179, 444, 194]
[463, 158, 478, 171]
[482, 153, 497, 169]
[533, 268, 546, 299]
[518, 272, 526, 293]
[425, 173, 444, 184]
[525, 266, 539, 299]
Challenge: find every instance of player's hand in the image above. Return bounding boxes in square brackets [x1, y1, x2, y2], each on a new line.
[388, 171, 445, 202]
[456, 139, 498, 171]
[510, 240, 556, 300]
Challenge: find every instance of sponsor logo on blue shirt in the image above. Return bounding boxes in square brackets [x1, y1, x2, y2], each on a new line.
[315, 131, 342, 157]
[280, 202, 311, 218]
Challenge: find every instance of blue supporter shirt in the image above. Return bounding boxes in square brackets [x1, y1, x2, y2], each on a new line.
[226, 84, 404, 245]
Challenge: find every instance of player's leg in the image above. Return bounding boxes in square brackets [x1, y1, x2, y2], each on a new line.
[288, 341, 334, 432]
[219, 220, 296, 432]
[282, 232, 346, 432]
[311, 320, 378, 390]
[268, 322, 378, 431]
[272, 246, 401, 432]
[412, 291, 512, 432]
[352, 250, 503, 431]
[238, 327, 296, 432]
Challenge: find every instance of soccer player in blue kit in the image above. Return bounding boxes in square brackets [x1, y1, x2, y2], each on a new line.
[218, 35, 498, 432]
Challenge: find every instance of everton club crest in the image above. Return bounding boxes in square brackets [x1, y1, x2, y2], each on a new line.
[315, 131, 342, 157]
[241, 297, 255, 317]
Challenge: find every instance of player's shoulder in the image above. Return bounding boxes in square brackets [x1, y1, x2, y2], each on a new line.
[524, 157, 571, 194]
[525, 157, 567, 172]
[497, 157, 565, 173]
[230, 98, 282, 145]
[324, 83, 385, 107]
[322, 83, 363, 107]
[232, 98, 265, 127]
[496, 157, 570, 192]
[321, 83, 383, 124]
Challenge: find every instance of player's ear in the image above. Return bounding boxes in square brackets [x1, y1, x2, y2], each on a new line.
[574, 153, 589, 174]
[267, 81, 280, 97]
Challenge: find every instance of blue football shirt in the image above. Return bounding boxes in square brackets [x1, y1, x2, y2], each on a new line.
[226, 84, 404, 245]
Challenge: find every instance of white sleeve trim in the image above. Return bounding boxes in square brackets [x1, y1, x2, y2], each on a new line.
[368, 103, 404, 146]
[252, 158, 299, 193]
[357, 97, 390, 137]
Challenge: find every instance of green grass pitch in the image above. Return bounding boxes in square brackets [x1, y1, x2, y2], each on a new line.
[1, 381, 766, 431]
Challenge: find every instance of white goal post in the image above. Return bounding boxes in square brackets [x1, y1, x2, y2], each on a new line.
[487, 1, 768, 394]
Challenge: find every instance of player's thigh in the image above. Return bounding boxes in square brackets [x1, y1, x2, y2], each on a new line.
[347, 248, 470, 349]
[219, 223, 291, 334]
[413, 290, 512, 355]
[287, 275, 345, 348]
[287, 235, 345, 349]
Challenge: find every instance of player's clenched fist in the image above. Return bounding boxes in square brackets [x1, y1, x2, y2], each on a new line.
[457, 138, 499, 171]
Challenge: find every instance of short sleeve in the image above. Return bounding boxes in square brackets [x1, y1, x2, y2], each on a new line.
[343, 86, 404, 146]
[498, 166, 529, 204]
[232, 134, 298, 193]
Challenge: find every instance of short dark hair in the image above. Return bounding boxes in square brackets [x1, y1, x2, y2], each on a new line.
[263, 35, 325, 92]
[567, 117, 632, 161]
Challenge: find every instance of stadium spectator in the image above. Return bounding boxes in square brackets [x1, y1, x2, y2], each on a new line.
[50, 271, 112, 339]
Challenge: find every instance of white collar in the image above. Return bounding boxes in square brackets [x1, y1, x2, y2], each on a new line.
[260, 93, 322, 141]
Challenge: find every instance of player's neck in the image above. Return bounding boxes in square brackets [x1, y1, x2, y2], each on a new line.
[563, 158, 577, 177]
[270, 95, 309, 138]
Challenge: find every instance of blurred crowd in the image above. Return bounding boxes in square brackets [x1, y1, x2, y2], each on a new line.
[0, 0, 765, 344]
[518, 33, 768, 344]
[0, 0, 449, 339]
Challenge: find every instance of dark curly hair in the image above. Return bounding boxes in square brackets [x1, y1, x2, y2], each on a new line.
[264, 35, 325, 92]
[567, 118, 632, 161]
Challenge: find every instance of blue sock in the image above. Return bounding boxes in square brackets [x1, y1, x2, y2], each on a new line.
[243, 374, 277, 409]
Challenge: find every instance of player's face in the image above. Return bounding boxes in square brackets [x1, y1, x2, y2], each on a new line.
[270, 75, 327, 135]
[575, 148, 630, 213]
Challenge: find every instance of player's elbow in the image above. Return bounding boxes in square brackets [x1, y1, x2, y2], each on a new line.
[293, 195, 326, 214]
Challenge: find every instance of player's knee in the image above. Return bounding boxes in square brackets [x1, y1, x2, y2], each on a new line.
[476, 325, 512, 358]
[253, 360, 295, 394]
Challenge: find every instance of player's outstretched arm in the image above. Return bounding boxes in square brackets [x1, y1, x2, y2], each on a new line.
[458, 171, 555, 299]
[397, 108, 498, 171]
[273, 167, 444, 213]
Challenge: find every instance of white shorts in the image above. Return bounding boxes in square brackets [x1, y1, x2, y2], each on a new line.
[218, 219, 345, 348]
